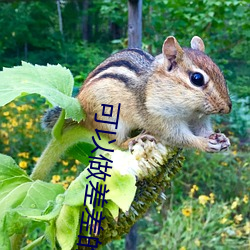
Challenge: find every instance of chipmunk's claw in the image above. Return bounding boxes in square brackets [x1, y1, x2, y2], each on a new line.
[207, 133, 230, 152]
[129, 134, 156, 152]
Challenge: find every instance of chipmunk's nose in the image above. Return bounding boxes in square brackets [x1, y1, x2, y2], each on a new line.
[219, 101, 232, 114]
[228, 101, 232, 112]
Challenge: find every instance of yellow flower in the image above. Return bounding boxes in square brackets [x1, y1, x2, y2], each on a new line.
[62, 160, 69, 166]
[244, 221, 250, 234]
[3, 111, 9, 116]
[231, 198, 240, 209]
[182, 207, 192, 217]
[198, 195, 210, 206]
[0, 130, 8, 138]
[209, 193, 215, 204]
[9, 102, 16, 108]
[66, 176, 75, 182]
[194, 238, 201, 247]
[70, 165, 77, 172]
[243, 195, 248, 204]
[63, 182, 69, 189]
[189, 184, 199, 197]
[18, 152, 30, 159]
[220, 217, 228, 224]
[11, 119, 18, 127]
[19, 161, 28, 169]
[26, 121, 33, 129]
[17, 105, 30, 112]
[179, 247, 186, 250]
[51, 175, 61, 183]
[32, 157, 39, 162]
[221, 162, 228, 167]
[75, 159, 81, 165]
[236, 229, 242, 237]
[234, 214, 243, 224]
[232, 150, 237, 156]
[3, 138, 9, 145]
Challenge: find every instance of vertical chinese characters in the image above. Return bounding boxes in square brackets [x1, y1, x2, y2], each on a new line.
[76, 103, 121, 249]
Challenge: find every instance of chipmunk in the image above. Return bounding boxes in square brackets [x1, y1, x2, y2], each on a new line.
[44, 36, 232, 153]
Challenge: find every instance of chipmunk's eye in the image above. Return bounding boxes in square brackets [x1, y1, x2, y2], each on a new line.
[190, 72, 204, 87]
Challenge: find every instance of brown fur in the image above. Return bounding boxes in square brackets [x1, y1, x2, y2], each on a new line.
[77, 36, 231, 152]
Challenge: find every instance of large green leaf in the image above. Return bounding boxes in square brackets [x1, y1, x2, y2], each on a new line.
[20, 181, 64, 213]
[0, 154, 65, 249]
[65, 142, 96, 165]
[63, 169, 97, 209]
[0, 154, 30, 181]
[0, 176, 31, 201]
[105, 169, 136, 213]
[0, 62, 85, 121]
[56, 205, 80, 250]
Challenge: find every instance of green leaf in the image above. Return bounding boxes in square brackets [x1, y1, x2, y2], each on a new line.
[0, 62, 85, 122]
[21, 235, 45, 250]
[66, 142, 96, 165]
[0, 176, 31, 200]
[20, 181, 64, 213]
[105, 200, 119, 219]
[0, 154, 30, 181]
[0, 182, 32, 215]
[0, 154, 65, 243]
[45, 220, 56, 249]
[105, 169, 136, 213]
[52, 109, 65, 139]
[56, 205, 80, 250]
[63, 169, 97, 209]
[3, 210, 31, 238]
[26, 201, 63, 222]
[0, 231, 10, 250]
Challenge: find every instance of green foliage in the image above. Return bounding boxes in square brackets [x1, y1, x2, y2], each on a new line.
[0, 62, 84, 121]
[0, 154, 64, 249]
[138, 197, 249, 249]
[0, 1, 249, 249]
[142, 0, 250, 99]
[0, 0, 249, 100]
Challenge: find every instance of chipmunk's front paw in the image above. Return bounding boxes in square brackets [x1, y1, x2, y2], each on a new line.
[129, 134, 156, 152]
[206, 133, 230, 152]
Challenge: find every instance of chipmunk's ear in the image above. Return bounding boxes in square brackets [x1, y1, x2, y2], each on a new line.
[162, 36, 184, 62]
[191, 36, 205, 52]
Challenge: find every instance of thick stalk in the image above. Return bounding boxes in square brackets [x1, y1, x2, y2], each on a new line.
[30, 125, 116, 181]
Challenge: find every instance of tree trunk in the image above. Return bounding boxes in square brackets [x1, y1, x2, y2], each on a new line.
[128, 0, 142, 48]
[56, 0, 63, 36]
[125, 223, 137, 250]
[82, 0, 89, 41]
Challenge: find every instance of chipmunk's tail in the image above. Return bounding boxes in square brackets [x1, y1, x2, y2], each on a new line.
[41, 106, 62, 130]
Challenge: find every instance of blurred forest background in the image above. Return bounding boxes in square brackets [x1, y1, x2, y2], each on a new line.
[0, 0, 249, 249]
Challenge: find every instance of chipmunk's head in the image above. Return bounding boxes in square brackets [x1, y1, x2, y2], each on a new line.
[156, 36, 232, 115]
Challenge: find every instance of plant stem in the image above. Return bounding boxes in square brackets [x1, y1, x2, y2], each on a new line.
[30, 125, 116, 181]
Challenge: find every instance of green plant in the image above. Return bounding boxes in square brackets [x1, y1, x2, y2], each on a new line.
[138, 193, 249, 250]
[0, 62, 182, 249]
